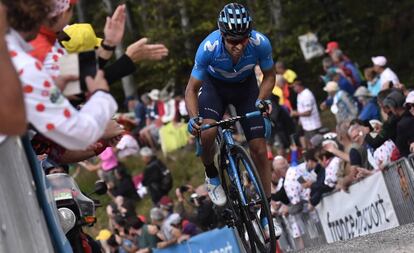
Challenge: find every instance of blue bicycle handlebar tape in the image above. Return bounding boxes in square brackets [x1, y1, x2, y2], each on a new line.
[245, 111, 261, 118]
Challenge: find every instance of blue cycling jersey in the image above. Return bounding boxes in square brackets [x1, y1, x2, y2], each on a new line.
[191, 30, 274, 83]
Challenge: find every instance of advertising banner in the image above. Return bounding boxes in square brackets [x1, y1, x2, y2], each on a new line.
[154, 227, 241, 253]
[316, 172, 399, 243]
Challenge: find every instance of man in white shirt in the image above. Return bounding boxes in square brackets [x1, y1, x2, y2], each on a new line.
[290, 79, 322, 149]
[372, 56, 400, 90]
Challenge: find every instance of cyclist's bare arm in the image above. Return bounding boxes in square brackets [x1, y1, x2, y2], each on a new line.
[258, 67, 276, 100]
[185, 76, 202, 118]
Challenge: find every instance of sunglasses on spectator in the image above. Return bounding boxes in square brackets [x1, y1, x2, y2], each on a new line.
[406, 103, 414, 109]
[224, 36, 249, 46]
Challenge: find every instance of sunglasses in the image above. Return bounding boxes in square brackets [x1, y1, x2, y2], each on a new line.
[406, 103, 414, 109]
[224, 36, 249, 46]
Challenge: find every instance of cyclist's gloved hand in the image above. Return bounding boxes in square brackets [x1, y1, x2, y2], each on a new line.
[188, 116, 203, 136]
[255, 99, 271, 113]
[255, 99, 272, 140]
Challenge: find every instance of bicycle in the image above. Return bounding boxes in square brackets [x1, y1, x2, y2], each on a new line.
[195, 111, 277, 253]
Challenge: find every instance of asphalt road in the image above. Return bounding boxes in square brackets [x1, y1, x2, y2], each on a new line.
[297, 223, 414, 253]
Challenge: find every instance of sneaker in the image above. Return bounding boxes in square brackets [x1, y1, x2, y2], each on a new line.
[205, 175, 227, 206]
[261, 217, 283, 240]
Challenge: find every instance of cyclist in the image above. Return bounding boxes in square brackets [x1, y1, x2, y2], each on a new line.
[185, 2, 275, 216]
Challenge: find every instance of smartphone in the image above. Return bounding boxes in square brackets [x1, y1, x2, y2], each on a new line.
[59, 50, 97, 96]
[297, 176, 306, 184]
[78, 50, 98, 91]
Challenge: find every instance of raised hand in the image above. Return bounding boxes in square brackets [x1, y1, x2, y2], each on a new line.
[103, 4, 126, 47]
[125, 38, 169, 62]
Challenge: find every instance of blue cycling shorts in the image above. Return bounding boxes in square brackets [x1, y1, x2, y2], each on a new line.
[198, 74, 265, 141]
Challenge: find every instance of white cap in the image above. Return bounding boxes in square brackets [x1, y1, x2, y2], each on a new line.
[323, 81, 339, 92]
[140, 147, 153, 157]
[148, 89, 160, 100]
[404, 91, 414, 105]
[371, 56, 387, 67]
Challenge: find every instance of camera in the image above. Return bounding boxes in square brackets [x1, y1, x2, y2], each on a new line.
[179, 185, 189, 193]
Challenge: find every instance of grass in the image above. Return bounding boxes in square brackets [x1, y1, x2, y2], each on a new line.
[80, 110, 336, 237]
[80, 144, 205, 237]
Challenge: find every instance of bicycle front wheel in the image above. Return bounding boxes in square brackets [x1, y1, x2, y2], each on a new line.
[230, 144, 277, 253]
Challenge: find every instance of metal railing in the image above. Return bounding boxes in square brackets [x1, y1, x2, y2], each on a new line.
[0, 137, 54, 252]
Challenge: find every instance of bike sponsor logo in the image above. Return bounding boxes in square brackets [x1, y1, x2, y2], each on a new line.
[204, 40, 219, 52]
[249, 33, 265, 46]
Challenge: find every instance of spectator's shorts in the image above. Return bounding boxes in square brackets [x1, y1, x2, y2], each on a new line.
[304, 128, 320, 141]
[198, 74, 265, 141]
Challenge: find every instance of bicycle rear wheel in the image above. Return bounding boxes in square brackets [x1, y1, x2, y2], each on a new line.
[229, 144, 277, 253]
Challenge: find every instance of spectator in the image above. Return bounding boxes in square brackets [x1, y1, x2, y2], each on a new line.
[273, 74, 292, 111]
[128, 217, 161, 253]
[271, 156, 291, 206]
[0, 3, 26, 139]
[331, 49, 362, 87]
[302, 149, 334, 207]
[275, 61, 297, 85]
[275, 61, 298, 110]
[291, 78, 322, 149]
[321, 81, 358, 124]
[140, 89, 163, 150]
[3, 0, 118, 150]
[371, 56, 400, 90]
[322, 57, 355, 95]
[115, 132, 140, 159]
[268, 93, 296, 156]
[175, 184, 220, 231]
[354, 86, 380, 121]
[395, 91, 414, 157]
[364, 67, 381, 97]
[109, 167, 139, 201]
[141, 147, 173, 204]
[149, 208, 180, 249]
[362, 90, 405, 149]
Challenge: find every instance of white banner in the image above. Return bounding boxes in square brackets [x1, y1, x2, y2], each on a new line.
[298, 33, 324, 60]
[316, 172, 399, 243]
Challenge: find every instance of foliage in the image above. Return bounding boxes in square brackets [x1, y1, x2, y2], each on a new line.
[77, 0, 414, 104]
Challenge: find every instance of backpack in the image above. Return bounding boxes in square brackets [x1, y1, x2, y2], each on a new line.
[157, 160, 173, 194]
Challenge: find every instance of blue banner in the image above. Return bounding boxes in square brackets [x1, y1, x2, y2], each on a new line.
[154, 227, 241, 253]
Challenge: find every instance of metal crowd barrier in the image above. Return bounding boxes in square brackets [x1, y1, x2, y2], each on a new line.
[277, 210, 327, 252]
[0, 137, 54, 252]
[383, 156, 414, 225]
[276, 156, 414, 252]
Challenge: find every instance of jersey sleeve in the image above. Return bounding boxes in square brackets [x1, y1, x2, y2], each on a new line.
[253, 32, 274, 71]
[20, 59, 117, 150]
[190, 39, 214, 81]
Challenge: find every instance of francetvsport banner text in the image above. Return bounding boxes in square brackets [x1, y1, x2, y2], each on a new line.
[316, 172, 399, 243]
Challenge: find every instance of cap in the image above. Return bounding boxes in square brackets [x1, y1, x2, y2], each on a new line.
[325, 41, 339, 53]
[323, 81, 339, 92]
[150, 207, 164, 221]
[148, 89, 160, 100]
[96, 229, 111, 241]
[383, 90, 405, 108]
[310, 134, 324, 147]
[62, 24, 102, 53]
[169, 213, 182, 226]
[404, 91, 414, 105]
[159, 196, 173, 208]
[371, 56, 387, 67]
[354, 86, 372, 98]
[139, 147, 153, 157]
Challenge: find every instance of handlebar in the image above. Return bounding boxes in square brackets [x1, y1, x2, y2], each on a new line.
[195, 111, 262, 156]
